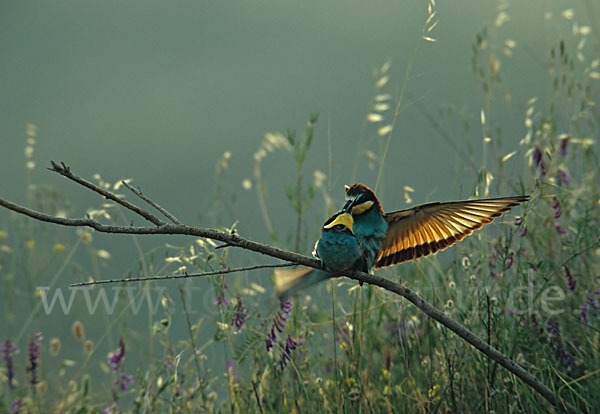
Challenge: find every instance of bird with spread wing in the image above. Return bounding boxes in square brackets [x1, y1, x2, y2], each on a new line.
[345, 183, 529, 269]
[274, 183, 528, 298]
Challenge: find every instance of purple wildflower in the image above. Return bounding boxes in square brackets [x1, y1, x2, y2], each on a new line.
[518, 226, 528, 238]
[559, 136, 570, 156]
[108, 338, 125, 373]
[214, 292, 230, 306]
[553, 222, 567, 235]
[9, 400, 22, 414]
[545, 320, 575, 369]
[564, 267, 576, 292]
[532, 147, 546, 177]
[103, 402, 119, 414]
[1, 339, 19, 391]
[278, 334, 298, 370]
[265, 300, 299, 370]
[557, 169, 570, 186]
[27, 332, 43, 386]
[265, 300, 292, 351]
[514, 216, 527, 237]
[231, 297, 248, 330]
[108, 338, 134, 392]
[214, 280, 230, 307]
[551, 198, 562, 219]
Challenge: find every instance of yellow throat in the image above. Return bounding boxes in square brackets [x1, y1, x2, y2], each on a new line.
[324, 212, 354, 232]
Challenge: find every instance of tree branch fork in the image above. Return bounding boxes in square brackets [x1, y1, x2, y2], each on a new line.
[0, 161, 574, 412]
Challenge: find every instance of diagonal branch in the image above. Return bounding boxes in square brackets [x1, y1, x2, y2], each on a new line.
[49, 161, 164, 226]
[0, 162, 575, 412]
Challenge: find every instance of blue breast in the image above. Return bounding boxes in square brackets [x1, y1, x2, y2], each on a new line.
[316, 230, 363, 271]
[352, 208, 388, 269]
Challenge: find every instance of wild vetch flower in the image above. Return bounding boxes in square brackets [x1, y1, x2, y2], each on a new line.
[557, 169, 570, 186]
[214, 281, 230, 306]
[532, 147, 546, 177]
[545, 320, 575, 369]
[564, 267, 576, 292]
[553, 222, 567, 235]
[518, 226, 527, 238]
[108, 338, 134, 392]
[108, 338, 125, 372]
[514, 216, 527, 237]
[265, 300, 292, 353]
[27, 332, 43, 386]
[278, 334, 298, 370]
[9, 400, 21, 414]
[1, 339, 19, 391]
[551, 198, 562, 219]
[231, 296, 248, 330]
[103, 402, 119, 414]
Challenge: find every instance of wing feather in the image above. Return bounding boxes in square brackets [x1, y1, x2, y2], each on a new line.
[374, 196, 528, 268]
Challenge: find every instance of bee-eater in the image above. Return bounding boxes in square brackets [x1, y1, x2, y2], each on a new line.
[273, 209, 367, 299]
[345, 183, 528, 269]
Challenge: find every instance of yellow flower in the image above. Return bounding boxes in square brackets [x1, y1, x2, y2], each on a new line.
[53, 243, 66, 252]
[428, 384, 440, 398]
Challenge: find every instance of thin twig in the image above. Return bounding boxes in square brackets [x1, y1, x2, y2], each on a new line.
[49, 161, 164, 226]
[121, 180, 181, 224]
[69, 263, 296, 287]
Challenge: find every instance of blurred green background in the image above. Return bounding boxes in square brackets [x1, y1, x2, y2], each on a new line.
[1, 0, 598, 411]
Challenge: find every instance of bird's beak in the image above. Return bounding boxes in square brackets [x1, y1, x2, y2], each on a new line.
[342, 198, 354, 213]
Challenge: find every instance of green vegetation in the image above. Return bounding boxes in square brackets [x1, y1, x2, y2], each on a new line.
[1, 4, 599, 413]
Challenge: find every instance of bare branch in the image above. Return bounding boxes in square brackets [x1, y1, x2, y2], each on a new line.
[49, 161, 164, 226]
[121, 180, 181, 224]
[0, 168, 575, 412]
[0, 197, 323, 268]
[70, 263, 296, 287]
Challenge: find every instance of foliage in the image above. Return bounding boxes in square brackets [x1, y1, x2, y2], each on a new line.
[1, 4, 599, 413]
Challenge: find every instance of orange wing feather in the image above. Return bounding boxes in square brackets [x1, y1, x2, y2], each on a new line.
[374, 196, 528, 268]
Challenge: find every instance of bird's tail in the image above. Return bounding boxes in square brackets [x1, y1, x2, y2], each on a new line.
[273, 267, 330, 300]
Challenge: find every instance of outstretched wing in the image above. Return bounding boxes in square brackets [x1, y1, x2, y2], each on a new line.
[375, 196, 528, 268]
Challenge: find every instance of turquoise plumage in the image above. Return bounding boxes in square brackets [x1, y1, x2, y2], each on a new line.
[273, 210, 366, 299]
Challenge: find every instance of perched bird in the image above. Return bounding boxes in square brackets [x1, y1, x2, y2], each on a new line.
[273, 209, 367, 299]
[345, 183, 529, 269]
